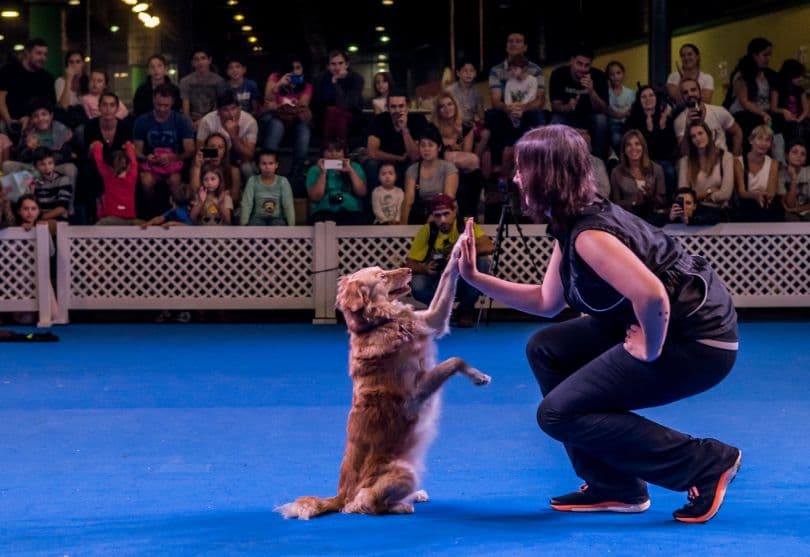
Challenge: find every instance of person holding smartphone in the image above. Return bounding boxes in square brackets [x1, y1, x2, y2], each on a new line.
[305, 137, 366, 225]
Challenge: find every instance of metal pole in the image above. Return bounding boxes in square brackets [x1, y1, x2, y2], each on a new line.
[85, 0, 91, 65]
[649, 0, 670, 89]
[479, 0, 484, 71]
[449, 0, 456, 72]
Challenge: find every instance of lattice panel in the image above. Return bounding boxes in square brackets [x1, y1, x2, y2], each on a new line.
[0, 239, 37, 301]
[676, 234, 810, 297]
[490, 234, 555, 283]
[69, 236, 313, 299]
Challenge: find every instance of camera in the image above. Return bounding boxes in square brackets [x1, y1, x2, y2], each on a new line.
[289, 74, 304, 86]
[324, 159, 344, 171]
[329, 192, 344, 204]
[432, 252, 448, 272]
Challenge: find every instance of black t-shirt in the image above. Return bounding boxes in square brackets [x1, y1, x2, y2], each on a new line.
[369, 112, 428, 157]
[84, 117, 133, 155]
[0, 62, 56, 120]
[549, 66, 609, 122]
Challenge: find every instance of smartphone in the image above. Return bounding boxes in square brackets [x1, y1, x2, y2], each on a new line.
[289, 74, 304, 86]
[675, 196, 685, 209]
[201, 148, 218, 159]
[324, 159, 344, 171]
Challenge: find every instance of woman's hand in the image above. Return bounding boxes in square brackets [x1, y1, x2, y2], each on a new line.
[458, 219, 479, 281]
[623, 324, 659, 362]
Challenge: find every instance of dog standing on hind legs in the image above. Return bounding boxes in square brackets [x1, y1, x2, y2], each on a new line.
[277, 240, 490, 519]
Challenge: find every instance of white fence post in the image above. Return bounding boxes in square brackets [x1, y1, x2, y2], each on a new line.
[54, 222, 70, 324]
[34, 223, 52, 327]
[312, 221, 339, 324]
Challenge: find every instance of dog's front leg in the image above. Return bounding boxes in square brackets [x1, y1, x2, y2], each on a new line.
[419, 244, 463, 333]
[407, 357, 490, 414]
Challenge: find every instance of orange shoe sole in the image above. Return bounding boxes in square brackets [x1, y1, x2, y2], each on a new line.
[675, 450, 742, 524]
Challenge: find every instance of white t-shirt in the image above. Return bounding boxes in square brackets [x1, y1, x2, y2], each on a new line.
[504, 75, 538, 106]
[674, 103, 736, 152]
[666, 70, 715, 92]
[196, 110, 258, 148]
[745, 156, 773, 194]
[778, 165, 810, 202]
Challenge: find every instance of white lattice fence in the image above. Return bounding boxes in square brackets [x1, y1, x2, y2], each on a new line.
[0, 224, 54, 326]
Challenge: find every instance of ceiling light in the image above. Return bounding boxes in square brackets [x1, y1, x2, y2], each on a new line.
[168, 68, 176, 75]
[347, 45, 359, 53]
[241, 25, 252, 31]
[68, 0, 81, 5]
[1, 10, 20, 17]
[233, 13, 244, 21]
[247, 36, 257, 43]
[145, 16, 160, 28]
[382, 0, 394, 5]
[227, 0, 238, 5]
[0, 35, 4, 40]
[252, 46, 263, 52]
[84, 56, 91, 62]
[138, 11, 150, 22]
[13, 43, 23, 51]
[122, 0, 137, 5]
[132, 3, 149, 13]
[377, 54, 387, 61]
[375, 26, 385, 32]
[380, 35, 391, 43]
[110, 25, 120, 32]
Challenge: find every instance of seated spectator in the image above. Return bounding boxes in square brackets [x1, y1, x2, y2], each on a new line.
[132, 54, 182, 118]
[54, 49, 88, 129]
[240, 150, 294, 226]
[305, 137, 367, 225]
[0, 189, 13, 227]
[190, 132, 241, 206]
[371, 161, 403, 224]
[81, 70, 128, 121]
[405, 194, 493, 328]
[15, 194, 40, 231]
[0, 132, 11, 163]
[674, 78, 743, 157]
[0, 38, 56, 138]
[226, 56, 261, 115]
[735, 125, 781, 222]
[666, 44, 715, 108]
[31, 147, 73, 233]
[485, 33, 545, 178]
[771, 59, 809, 148]
[433, 91, 482, 218]
[372, 71, 392, 115]
[610, 130, 667, 223]
[625, 85, 677, 194]
[725, 38, 778, 142]
[90, 140, 140, 225]
[580, 130, 611, 199]
[606, 61, 635, 155]
[2, 98, 77, 182]
[401, 124, 459, 224]
[311, 50, 364, 145]
[550, 44, 609, 159]
[133, 83, 196, 217]
[196, 89, 258, 181]
[180, 48, 227, 130]
[190, 164, 232, 225]
[260, 56, 312, 192]
[365, 89, 427, 189]
[446, 60, 489, 173]
[780, 140, 810, 221]
[141, 181, 193, 228]
[678, 121, 735, 222]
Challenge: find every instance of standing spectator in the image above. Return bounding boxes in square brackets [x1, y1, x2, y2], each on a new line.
[626, 85, 678, 195]
[549, 44, 610, 159]
[371, 71, 392, 115]
[401, 125, 459, 224]
[196, 89, 258, 181]
[485, 33, 546, 177]
[54, 49, 89, 129]
[305, 138, 367, 225]
[81, 70, 129, 121]
[260, 56, 313, 192]
[133, 83, 196, 217]
[226, 56, 260, 115]
[678, 121, 735, 222]
[179, 48, 227, 129]
[365, 90, 427, 189]
[90, 140, 139, 225]
[371, 161, 404, 224]
[725, 38, 778, 141]
[447, 60, 489, 172]
[609, 130, 667, 224]
[132, 54, 182, 118]
[240, 150, 294, 226]
[735, 125, 781, 222]
[674, 78, 743, 156]
[780, 140, 810, 221]
[311, 50, 364, 145]
[0, 38, 55, 136]
[666, 44, 715, 108]
[606, 61, 635, 155]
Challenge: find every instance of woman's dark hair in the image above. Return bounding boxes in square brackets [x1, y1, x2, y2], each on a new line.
[724, 37, 773, 108]
[679, 43, 700, 59]
[628, 84, 666, 122]
[99, 91, 120, 107]
[322, 137, 346, 155]
[62, 49, 89, 96]
[513, 125, 597, 232]
[373, 71, 393, 95]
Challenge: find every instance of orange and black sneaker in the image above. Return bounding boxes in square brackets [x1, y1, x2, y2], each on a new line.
[673, 450, 742, 523]
[550, 484, 651, 513]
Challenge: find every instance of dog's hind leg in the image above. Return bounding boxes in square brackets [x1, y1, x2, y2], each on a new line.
[408, 357, 491, 414]
[343, 460, 418, 515]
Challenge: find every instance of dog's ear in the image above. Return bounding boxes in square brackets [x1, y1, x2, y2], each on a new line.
[336, 277, 369, 314]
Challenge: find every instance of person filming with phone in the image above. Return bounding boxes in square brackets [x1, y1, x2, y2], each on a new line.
[305, 137, 367, 225]
[674, 78, 743, 157]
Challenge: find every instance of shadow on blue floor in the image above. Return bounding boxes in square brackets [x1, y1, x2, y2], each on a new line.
[1, 321, 808, 556]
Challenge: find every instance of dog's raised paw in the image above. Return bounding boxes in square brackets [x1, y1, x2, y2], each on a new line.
[469, 368, 491, 385]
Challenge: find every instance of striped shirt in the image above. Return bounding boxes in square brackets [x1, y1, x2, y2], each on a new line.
[34, 171, 73, 218]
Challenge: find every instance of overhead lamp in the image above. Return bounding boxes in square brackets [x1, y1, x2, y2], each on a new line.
[132, 3, 149, 13]
[247, 36, 257, 43]
[241, 25, 252, 31]
[122, 0, 137, 5]
[347, 44, 359, 53]
[110, 25, 120, 32]
[168, 68, 177, 75]
[382, 0, 394, 5]
[377, 54, 387, 61]
[68, 0, 81, 5]
[145, 16, 160, 28]
[252, 46, 263, 52]
[84, 56, 91, 62]
[380, 35, 391, 43]
[233, 13, 244, 21]
[1, 10, 20, 18]
[13, 43, 23, 51]
[0, 35, 4, 40]
[227, 0, 238, 5]
[138, 11, 150, 23]
[375, 26, 385, 32]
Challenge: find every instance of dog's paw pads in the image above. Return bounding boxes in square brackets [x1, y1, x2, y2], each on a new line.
[412, 489, 430, 503]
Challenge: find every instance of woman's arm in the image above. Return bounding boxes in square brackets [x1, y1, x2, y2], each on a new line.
[443, 168, 459, 199]
[307, 161, 327, 203]
[575, 229, 670, 361]
[345, 161, 367, 198]
[400, 175, 416, 224]
[734, 77, 770, 122]
[714, 153, 736, 203]
[239, 180, 254, 225]
[461, 127, 475, 153]
[765, 156, 779, 201]
[459, 219, 566, 317]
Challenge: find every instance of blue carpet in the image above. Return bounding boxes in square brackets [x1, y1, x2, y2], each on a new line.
[1, 321, 808, 556]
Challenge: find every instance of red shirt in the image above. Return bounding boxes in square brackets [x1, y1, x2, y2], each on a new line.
[92, 142, 138, 219]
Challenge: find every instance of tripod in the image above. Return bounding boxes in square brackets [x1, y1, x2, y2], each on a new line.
[475, 189, 543, 328]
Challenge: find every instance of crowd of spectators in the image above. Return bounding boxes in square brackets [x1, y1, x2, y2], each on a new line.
[1, 31, 809, 240]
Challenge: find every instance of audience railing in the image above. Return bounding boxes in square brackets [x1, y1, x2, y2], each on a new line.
[0, 223, 55, 327]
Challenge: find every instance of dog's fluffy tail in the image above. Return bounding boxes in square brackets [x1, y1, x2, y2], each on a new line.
[275, 495, 344, 520]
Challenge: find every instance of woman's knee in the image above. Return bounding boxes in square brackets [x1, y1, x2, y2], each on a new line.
[536, 396, 571, 441]
[526, 329, 559, 383]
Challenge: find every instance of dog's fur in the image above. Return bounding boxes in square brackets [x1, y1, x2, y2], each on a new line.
[277, 254, 490, 519]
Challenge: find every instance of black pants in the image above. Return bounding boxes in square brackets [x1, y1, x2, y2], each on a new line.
[526, 316, 738, 493]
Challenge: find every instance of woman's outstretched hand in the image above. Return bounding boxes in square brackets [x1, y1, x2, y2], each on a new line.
[623, 324, 659, 362]
[458, 218, 478, 281]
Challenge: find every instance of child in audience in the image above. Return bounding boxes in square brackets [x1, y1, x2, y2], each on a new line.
[3, 99, 76, 179]
[606, 61, 635, 155]
[32, 147, 73, 233]
[371, 161, 404, 224]
[240, 151, 294, 226]
[372, 71, 392, 115]
[15, 194, 40, 231]
[190, 164, 233, 225]
[226, 57, 261, 115]
[446, 60, 490, 173]
[90, 140, 140, 225]
[82, 70, 129, 120]
[142, 182, 193, 228]
[504, 54, 538, 129]
[780, 140, 810, 221]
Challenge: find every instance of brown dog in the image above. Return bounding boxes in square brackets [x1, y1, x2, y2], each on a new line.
[277, 251, 490, 519]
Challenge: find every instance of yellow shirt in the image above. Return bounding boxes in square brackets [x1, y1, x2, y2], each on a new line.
[407, 217, 486, 262]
